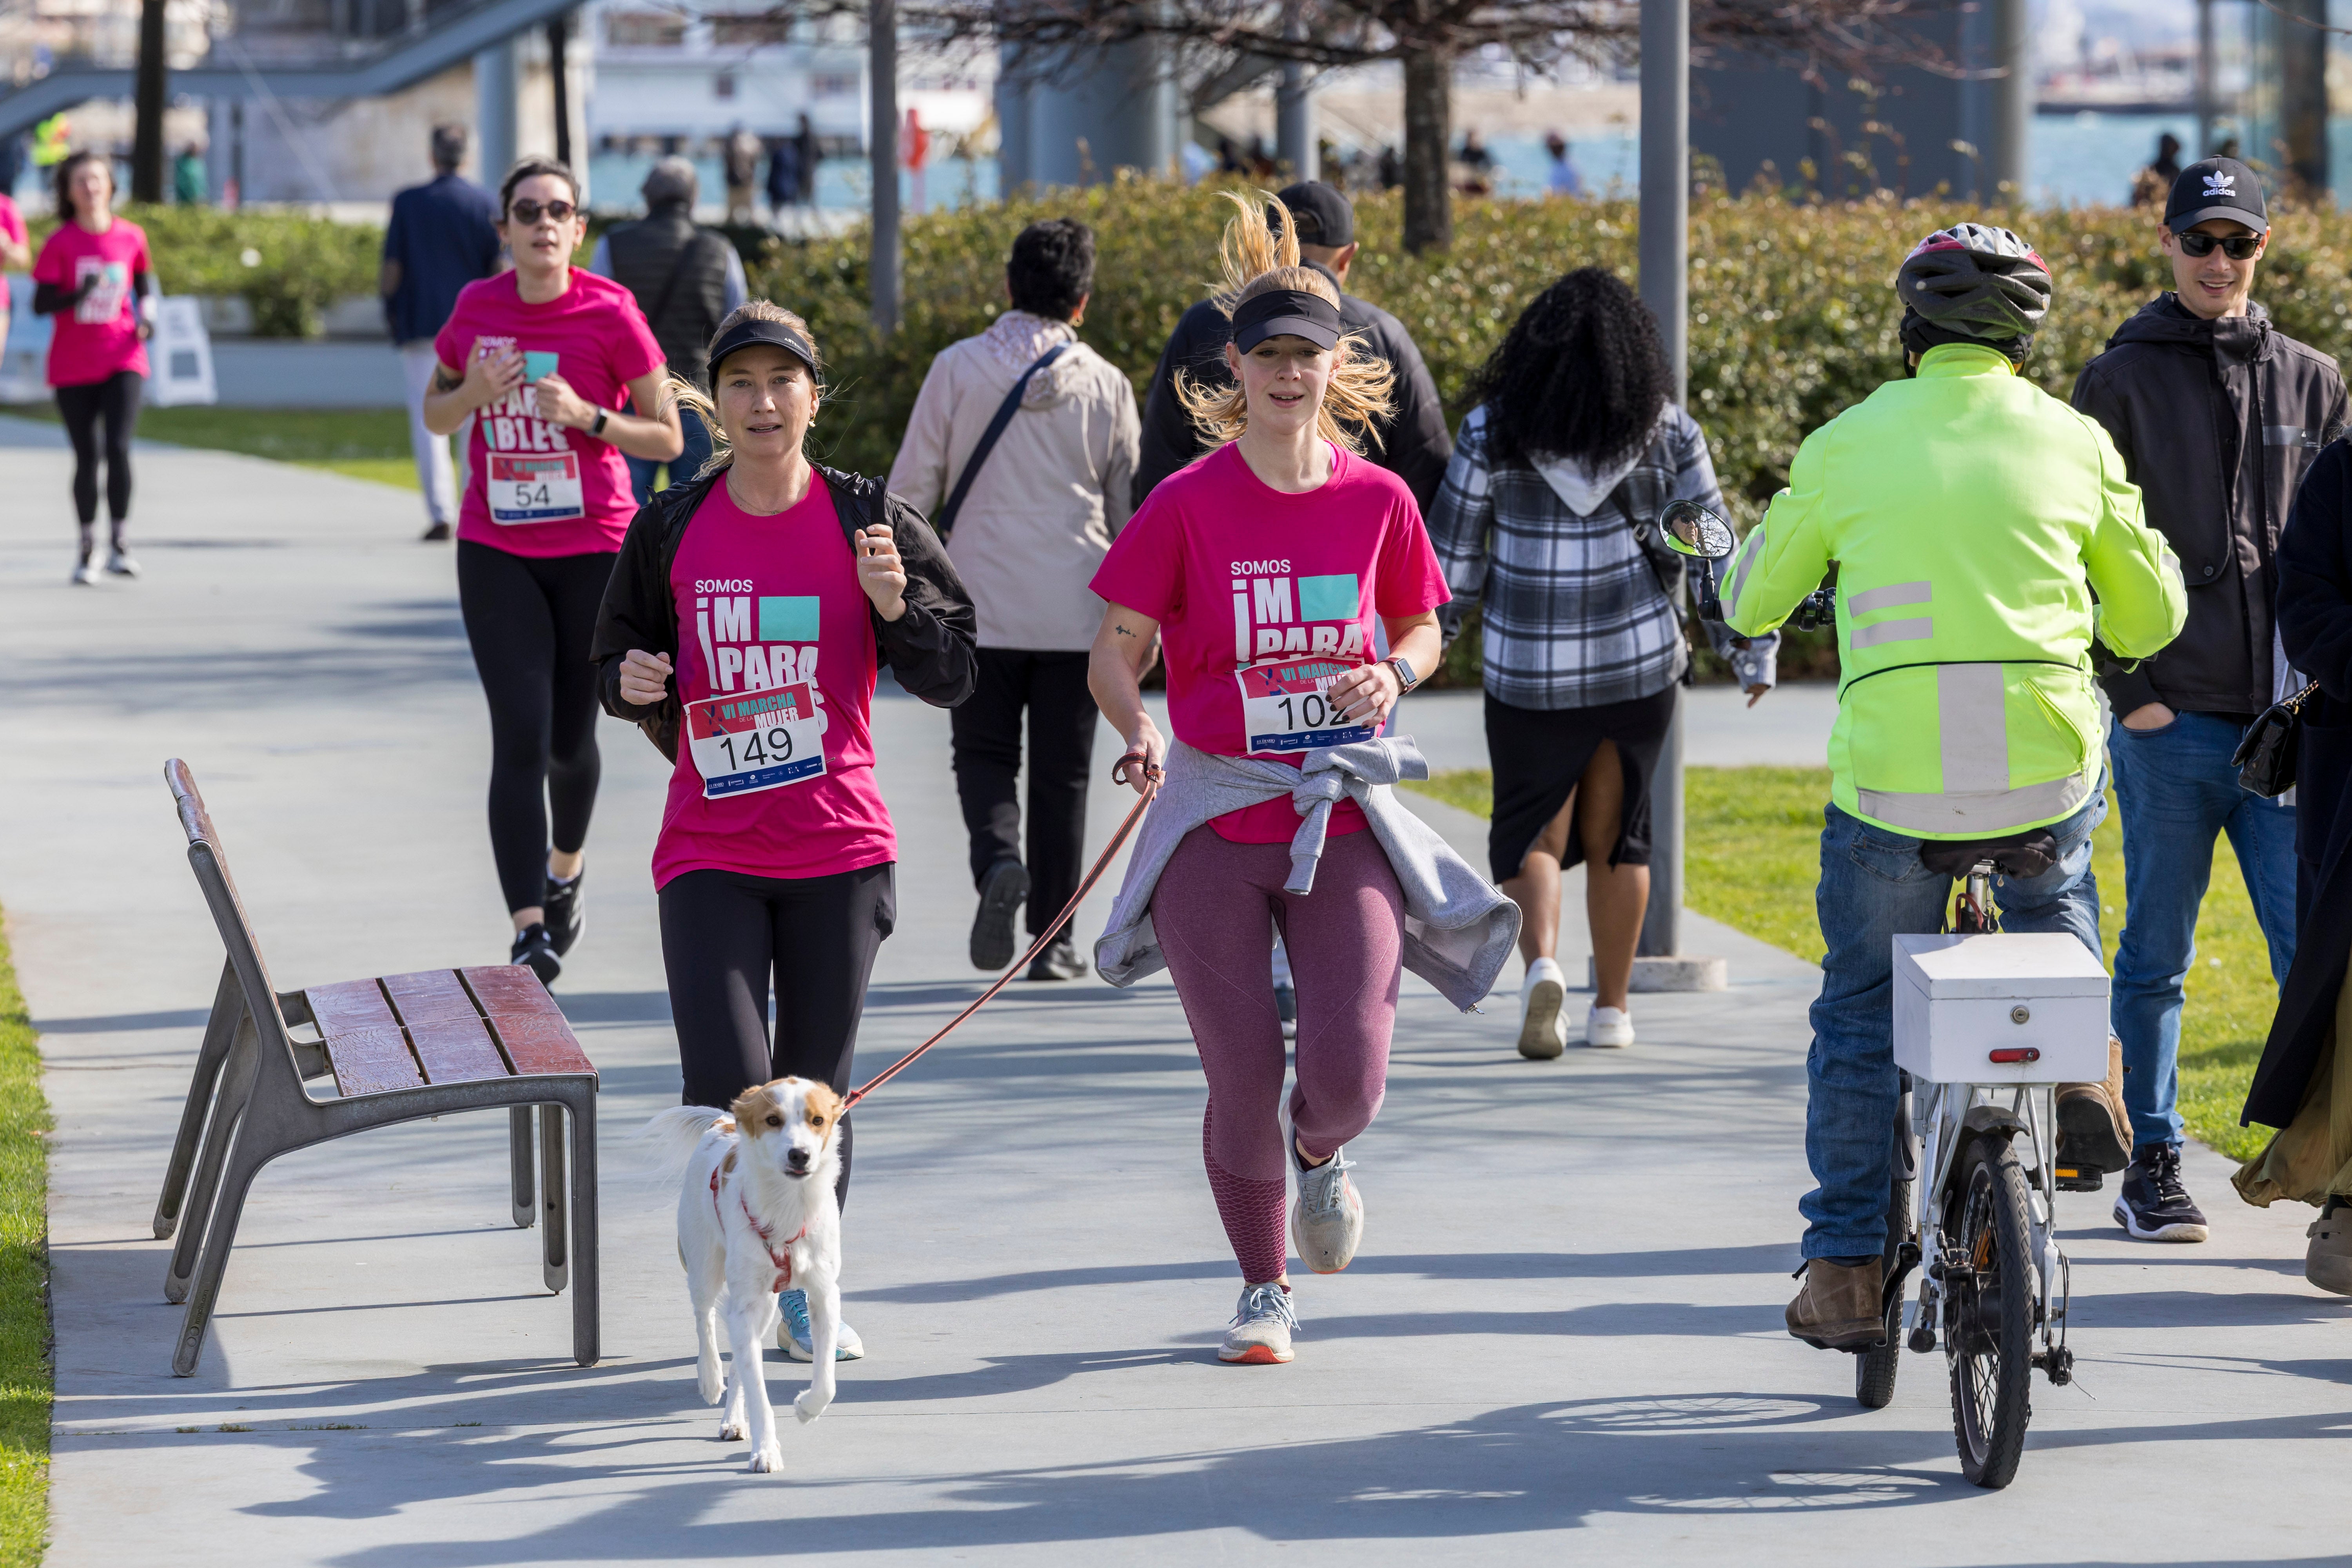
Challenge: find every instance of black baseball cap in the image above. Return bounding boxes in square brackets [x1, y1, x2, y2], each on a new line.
[2166, 156, 2269, 236]
[1273, 181, 1354, 248]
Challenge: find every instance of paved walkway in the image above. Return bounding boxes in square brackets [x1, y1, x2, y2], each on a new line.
[2, 436, 2347, 1564]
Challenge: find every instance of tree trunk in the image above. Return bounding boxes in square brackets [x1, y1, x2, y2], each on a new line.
[1401, 42, 1450, 254]
[2281, 0, 2328, 199]
[132, 0, 168, 203]
[548, 15, 572, 167]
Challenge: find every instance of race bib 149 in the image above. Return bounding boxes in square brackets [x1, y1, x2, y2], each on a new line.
[688, 682, 826, 798]
[1237, 658, 1377, 754]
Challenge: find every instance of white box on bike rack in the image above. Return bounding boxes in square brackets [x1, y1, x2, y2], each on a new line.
[1891, 933, 2110, 1085]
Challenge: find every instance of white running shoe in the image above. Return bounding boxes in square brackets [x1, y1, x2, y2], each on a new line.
[1291, 1144, 1364, 1274]
[1218, 1281, 1299, 1364]
[69, 561, 97, 586]
[105, 549, 141, 579]
[1517, 956, 1568, 1059]
[1586, 1004, 1635, 1049]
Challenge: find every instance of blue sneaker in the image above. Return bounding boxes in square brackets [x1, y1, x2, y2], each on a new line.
[777, 1287, 865, 1361]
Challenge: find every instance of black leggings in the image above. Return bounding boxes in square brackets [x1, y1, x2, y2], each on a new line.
[658, 862, 897, 1208]
[55, 371, 142, 533]
[455, 541, 615, 914]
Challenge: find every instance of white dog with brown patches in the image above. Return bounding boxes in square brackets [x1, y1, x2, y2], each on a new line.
[645, 1077, 846, 1471]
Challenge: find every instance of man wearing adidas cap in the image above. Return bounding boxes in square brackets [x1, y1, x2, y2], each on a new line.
[2073, 156, 2349, 1246]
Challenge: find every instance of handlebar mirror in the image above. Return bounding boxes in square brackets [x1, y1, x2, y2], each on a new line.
[1660, 500, 1736, 561]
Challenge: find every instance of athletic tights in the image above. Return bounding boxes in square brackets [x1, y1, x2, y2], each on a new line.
[455, 541, 614, 914]
[55, 370, 142, 545]
[1150, 825, 1404, 1284]
[659, 862, 897, 1208]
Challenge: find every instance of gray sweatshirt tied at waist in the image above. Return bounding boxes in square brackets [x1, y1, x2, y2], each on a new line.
[1093, 737, 1522, 1013]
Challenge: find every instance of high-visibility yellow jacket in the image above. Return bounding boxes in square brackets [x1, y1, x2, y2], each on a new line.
[1724, 342, 2187, 840]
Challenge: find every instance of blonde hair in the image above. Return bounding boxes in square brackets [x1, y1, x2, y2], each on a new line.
[1174, 190, 1395, 452]
[662, 301, 826, 483]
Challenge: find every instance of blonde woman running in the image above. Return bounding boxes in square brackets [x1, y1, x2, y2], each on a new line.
[1089, 195, 1518, 1365]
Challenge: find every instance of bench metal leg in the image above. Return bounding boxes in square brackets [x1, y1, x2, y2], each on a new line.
[508, 1107, 536, 1228]
[564, 1091, 600, 1367]
[539, 1103, 567, 1294]
[154, 962, 244, 1240]
[171, 1123, 275, 1377]
[166, 1014, 259, 1306]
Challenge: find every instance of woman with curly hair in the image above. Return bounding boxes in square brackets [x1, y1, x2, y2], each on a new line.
[1089, 194, 1518, 1366]
[1426, 267, 1776, 1056]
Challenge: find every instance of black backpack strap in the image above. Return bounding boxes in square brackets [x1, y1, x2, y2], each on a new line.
[933, 341, 1071, 541]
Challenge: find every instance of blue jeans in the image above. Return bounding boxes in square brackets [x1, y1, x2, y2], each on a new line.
[2108, 710, 2297, 1151]
[625, 405, 714, 505]
[1800, 794, 2105, 1261]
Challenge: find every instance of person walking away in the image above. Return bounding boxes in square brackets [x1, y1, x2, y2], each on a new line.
[589, 156, 746, 501]
[2238, 430, 2352, 1291]
[1723, 223, 2185, 1350]
[383, 125, 500, 542]
[421, 156, 683, 985]
[724, 125, 762, 224]
[2072, 156, 2346, 1243]
[1543, 132, 1583, 199]
[887, 218, 1140, 978]
[33, 149, 154, 585]
[794, 114, 820, 206]
[1426, 268, 1776, 1056]
[1137, 181, 1452, 513]
[172, 142, 206, 205]
[593, 302, 977, 1358]
[2131, 132, 2184, 209]
[765, 134, 802, 214]
[1090, 192, 1518, 1365]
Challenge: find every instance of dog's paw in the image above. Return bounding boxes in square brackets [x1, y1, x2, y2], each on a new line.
[698, 1368, 726, 1405]
[747, 1442, 785, 1474]
[717, 1418, 746, 1442]
[794, 1390, 830, 1425]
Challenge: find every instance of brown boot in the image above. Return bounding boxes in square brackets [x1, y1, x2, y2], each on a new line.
[1785, 1258, 1884, 1350]
[2055, 1035, 2132, 1183]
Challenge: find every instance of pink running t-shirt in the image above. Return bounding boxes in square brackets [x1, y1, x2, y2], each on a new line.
[434, 268, 664, 558]
[33, 218, 150, 387]
[0, 196, 25, 350]
[652, 476, 897, 888]
[1091, 441, 1449, 842]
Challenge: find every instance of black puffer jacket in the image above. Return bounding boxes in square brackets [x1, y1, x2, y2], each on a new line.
[592, 466, 977, 759]
[1134, 259, 1453, 512]
[2072, 294, 2348, 716]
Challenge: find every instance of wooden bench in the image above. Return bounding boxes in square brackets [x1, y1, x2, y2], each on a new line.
[153, 759, 600, 1377]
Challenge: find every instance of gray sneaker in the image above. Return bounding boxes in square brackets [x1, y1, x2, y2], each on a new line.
[1218, 1281, 1299, 1364]
[1291, 1145, 1364, 1274]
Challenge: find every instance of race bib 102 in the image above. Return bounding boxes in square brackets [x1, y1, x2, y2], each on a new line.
[688, 682, 826, 798]
[1238, 658, 1377, 754]
[487, 451, 585, 525]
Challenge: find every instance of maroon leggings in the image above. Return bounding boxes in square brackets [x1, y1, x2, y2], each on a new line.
[1151, 824, 1404, 1283]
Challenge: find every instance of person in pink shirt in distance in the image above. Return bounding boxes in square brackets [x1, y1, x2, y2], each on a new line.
[0, 183, 28, 364]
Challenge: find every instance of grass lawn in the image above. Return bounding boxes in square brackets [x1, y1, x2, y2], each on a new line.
[3, 404, 423, 492]
[0, 921, 53, 1565]
[1404, 765, 2279, 1163]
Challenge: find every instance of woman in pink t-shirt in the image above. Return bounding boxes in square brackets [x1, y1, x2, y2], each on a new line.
[1089, 195, 1450, 1365]
[420, 156, 681, 986]
[0, 188, 27, 370]
[31, 150, 155, 584]
[592, 302, 977, 1362]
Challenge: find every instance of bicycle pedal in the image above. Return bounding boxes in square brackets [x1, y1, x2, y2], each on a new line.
[2053, 1165, 2104, 1192]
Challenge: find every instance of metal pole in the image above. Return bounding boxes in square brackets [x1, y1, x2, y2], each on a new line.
[1989, 0, 2029, 200]
[2196, 0, 2216, 157]
[869, 0, 900, 336]
[1639, 0, 1688, 960]
[547, 14, 570, 169]
[475, 40, 517, 189]
[1277, 63, 1318, 180]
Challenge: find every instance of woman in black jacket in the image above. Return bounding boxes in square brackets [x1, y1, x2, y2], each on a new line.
[592, 302, 976, 1360]
[2238, 437, 2352, 1294]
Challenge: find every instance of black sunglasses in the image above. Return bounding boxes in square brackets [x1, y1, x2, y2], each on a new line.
[2178, 230, 2261, 260]
[507, 198, 577, 225]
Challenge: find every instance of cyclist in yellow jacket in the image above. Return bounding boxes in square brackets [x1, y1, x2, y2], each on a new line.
[1723, 223, 2188, 1350]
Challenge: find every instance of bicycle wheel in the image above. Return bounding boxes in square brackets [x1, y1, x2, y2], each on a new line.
[1855, 1149, 1910, 1408]
[1944, 1136, 2035, 1489]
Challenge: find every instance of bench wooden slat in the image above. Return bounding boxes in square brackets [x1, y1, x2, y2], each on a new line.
[380, 969, 481, 1025]
[325, 1027, 427, 1097]
[305, 979, 401, 1037]
[483, 1014, 596, 1078]
[406, 1017, 510, 1085]
[460, 965, 563, 1020]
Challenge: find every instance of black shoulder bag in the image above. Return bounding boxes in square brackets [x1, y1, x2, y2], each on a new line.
[933, 342, 1069, 540]
[2233, 679, 2321, 798]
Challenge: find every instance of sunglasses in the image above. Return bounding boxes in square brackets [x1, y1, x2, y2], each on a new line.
[2177, 230, 2261, 260]
[507, 199, 577, 225]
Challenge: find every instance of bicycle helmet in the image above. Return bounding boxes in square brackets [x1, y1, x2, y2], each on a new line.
[1895, 223, 2053, 365]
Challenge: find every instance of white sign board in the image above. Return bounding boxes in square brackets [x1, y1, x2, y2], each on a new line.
[148, 296, 218, 408]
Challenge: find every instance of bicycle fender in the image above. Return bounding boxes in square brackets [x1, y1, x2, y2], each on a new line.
[1955, 1103, 2028, 1155]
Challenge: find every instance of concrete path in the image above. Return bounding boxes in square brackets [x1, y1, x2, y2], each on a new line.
[2, 440, 2348, 1565]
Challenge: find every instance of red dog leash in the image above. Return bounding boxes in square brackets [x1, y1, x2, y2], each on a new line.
[841, 751, 1162, 1111]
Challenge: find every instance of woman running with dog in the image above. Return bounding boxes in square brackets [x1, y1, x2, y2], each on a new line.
[593, 301, 978, 1363]
[1089, 194, 1517, 1365]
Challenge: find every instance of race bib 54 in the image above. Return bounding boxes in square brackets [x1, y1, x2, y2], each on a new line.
[487, 451, 585, 525]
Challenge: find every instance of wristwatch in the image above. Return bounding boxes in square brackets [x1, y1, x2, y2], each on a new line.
[1381, 654, 1419, 693]
[590, 407, 609, 437]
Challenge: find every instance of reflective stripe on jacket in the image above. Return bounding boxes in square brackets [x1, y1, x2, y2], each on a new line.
[1724, 342, 2187, 840]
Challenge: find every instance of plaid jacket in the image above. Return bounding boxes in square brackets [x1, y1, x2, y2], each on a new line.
[1428, 403, 1728, 710]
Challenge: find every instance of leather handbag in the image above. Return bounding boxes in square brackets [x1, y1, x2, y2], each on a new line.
[2232, 679, 2321, 798]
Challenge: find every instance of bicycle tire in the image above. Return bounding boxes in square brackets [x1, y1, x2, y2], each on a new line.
[1855, 1161, 1910, 1408]
[1945, 1137, 2035, 1489]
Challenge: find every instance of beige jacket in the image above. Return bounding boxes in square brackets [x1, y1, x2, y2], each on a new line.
[887, 311, 1140, 652]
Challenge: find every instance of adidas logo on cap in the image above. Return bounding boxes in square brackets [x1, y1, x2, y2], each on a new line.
[2205, 171, 2236, 196]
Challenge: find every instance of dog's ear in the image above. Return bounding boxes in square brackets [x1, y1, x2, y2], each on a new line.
[730, 1083, 785, 1136]
[803, 1083, 844, 1140]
